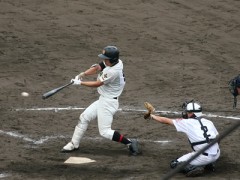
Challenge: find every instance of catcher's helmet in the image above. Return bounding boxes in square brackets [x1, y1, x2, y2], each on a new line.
[98, 46, 119, 64]
[182, 100, 202, 118]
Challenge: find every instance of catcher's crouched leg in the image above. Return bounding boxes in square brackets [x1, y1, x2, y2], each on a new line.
[170, 159, 205, 177]
[204, 163, 216, 172]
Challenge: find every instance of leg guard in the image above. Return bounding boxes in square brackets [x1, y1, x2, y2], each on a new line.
[184, 164, 205, 177]
[71, 113, 91, 147]
[170, 159, 186, 173]
[204, 163, 216, 172]
[71, 125, 85, 148]
[170, 159, 204, 176]
[61, 125, 83, 153]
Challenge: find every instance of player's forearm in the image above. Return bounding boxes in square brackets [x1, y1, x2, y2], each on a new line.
[84, 65, 101, 76]
[151, 114, 173, 125]
[81, 80, 103, 87]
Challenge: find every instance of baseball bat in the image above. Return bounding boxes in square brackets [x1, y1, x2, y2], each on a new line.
[42, 81, 73, 99]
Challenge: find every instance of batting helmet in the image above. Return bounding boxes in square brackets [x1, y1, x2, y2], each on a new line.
[98, 46, 119, 64]
[182, 100, 202, 118]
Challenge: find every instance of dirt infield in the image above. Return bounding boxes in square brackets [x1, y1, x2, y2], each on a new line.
[0, 0, 240, 179]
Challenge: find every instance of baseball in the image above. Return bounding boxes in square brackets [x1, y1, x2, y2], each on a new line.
[21, 92, 29, 97]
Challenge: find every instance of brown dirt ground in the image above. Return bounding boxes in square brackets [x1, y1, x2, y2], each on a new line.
[0, 0, 239, 179]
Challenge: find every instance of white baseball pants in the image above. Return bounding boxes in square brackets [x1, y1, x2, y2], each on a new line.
[71, 95, 119, 147]
[177, 150, 220, 166]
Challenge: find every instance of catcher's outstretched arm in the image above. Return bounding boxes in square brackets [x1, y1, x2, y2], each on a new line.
[151, 114, 174, 125]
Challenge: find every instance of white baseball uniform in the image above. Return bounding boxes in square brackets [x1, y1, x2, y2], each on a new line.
[71, 60, 126, 147]
[172, 118, 220, 166]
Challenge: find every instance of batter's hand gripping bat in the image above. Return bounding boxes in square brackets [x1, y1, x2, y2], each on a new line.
[42, 81, 73, 99]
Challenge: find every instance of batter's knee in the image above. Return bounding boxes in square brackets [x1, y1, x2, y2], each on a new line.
[75, 113, 89, 128]
[99, 128, 113, 140]
[79, 113, 89, 124]
[99, 129, 108, 138]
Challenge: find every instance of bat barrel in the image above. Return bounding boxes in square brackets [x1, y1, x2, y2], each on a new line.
[42, 81, 73, 100]
[42, 92, 54, 99]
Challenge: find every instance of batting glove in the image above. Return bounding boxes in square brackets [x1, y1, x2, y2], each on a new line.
[74, 75, 80, 80]
[74, 72, 85, 81]
[71, 78, 81, 85]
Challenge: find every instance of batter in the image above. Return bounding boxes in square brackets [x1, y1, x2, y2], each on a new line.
[61, 46, 140, 156]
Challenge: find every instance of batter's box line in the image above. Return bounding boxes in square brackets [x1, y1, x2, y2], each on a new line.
[15, 106, 240, 120]
[0, 130, 171, 146]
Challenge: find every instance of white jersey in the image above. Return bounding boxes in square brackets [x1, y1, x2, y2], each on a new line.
[97, 60, 126, 98]
[172, 117, 219, 155]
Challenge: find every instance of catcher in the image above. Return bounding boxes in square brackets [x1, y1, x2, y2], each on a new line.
[144, 101, 220, 177]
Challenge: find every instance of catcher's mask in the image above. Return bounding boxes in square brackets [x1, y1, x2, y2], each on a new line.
[228, 74, 240, 108]
[98, 46, 119, 65]
[182, 100, 202, 119]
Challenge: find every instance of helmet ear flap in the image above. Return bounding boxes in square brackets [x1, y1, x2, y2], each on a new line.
[181, 100, 193, 119]
[109, 56, 119, 64]
[182, 111, 188, 119]
[98, 46, 119, 64]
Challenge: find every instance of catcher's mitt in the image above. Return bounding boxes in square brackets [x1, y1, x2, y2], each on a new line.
[144, 102, 155, 119]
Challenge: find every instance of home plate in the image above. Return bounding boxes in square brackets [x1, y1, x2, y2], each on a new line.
[64, 157, 96, 164]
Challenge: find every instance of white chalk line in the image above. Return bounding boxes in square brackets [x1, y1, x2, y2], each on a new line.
[15, 106, 240, 120]
[0, 129, 170, 178]
[0, 130, 171, 146]
[3, 106, 238, 178]
[0, 129, 167, 180]
[0, 173, 11, 179]
[5, 106, 237, 178]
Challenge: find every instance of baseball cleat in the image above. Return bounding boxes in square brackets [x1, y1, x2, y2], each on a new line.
[61, 142, 79, 153]
[186, 166, 204, 177]
[128, 139, 141, 156]
[205, 163, 216, 172]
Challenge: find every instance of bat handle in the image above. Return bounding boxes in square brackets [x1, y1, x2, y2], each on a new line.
[67, 81, 74, 87]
